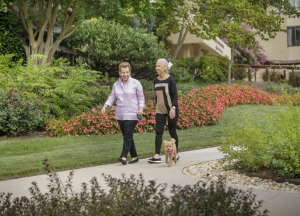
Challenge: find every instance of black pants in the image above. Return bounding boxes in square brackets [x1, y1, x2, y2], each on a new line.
[155, 112, 179, 155]
[118, 120, 138, 158]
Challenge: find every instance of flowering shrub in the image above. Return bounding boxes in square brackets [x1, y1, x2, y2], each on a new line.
[221, 25, 268, 69]
[46, 84, 299, 137]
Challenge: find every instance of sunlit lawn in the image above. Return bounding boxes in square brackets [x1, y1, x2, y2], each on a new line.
[0, 104, 286, 180]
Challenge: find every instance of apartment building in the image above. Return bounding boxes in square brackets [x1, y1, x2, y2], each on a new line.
[257, 2, 300, 64]
[253, 1, 300, 81]
[168, 32, 231, 61]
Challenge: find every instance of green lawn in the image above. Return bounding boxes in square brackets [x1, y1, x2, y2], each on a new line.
[0, 104, 286, 180]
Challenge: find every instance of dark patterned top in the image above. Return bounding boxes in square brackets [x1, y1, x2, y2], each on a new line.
[154, 76, 178, 114]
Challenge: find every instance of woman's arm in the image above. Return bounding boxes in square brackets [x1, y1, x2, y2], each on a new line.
[154, 79, 157, 104]
[137, 81, 145, 114]
[169, 78, 178, 119]
[102, 84, 116, 114]
[169, 78, 178, 108]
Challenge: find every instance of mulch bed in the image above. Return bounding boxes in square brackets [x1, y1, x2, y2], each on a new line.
[235, 167, 300, 185]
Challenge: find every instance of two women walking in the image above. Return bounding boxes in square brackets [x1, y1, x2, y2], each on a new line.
[102, 60, 179, 165]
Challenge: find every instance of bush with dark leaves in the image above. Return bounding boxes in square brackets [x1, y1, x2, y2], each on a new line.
[0, 89, 47, 135]
[0, 160, 268, 216]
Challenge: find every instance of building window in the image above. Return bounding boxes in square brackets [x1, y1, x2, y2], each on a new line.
[288, 27, 300, 46]
[289, 0, 300, 7]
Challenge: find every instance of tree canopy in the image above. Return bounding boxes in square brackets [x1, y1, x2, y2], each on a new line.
[3, 0, 184, 66]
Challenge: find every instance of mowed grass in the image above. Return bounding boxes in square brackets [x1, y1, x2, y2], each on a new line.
[0, 104, 287, 180]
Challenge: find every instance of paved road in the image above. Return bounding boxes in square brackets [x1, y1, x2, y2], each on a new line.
[0, 147, 299, 216]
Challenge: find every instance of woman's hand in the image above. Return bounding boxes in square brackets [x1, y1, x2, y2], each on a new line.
[169, 108, 176, 119]
[137, 107, 143, 115]
[101, 105, 108, 114]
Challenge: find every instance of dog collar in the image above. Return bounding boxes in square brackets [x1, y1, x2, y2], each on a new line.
[166, 149, 174, 153]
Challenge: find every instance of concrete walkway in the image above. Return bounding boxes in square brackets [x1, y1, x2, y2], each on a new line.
[1, 147, 299, 216]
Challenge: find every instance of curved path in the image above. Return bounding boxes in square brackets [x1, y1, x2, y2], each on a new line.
[0, 147, 299, 216]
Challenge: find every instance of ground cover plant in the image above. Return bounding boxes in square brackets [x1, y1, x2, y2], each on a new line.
[46, 84, 300, 137]
[0, 105, 282, 180]
[0, 162, 268, 216]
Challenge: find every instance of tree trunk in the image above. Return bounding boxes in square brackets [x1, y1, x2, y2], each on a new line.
[147, 17, 156, 34]
[4, 0, 106, 67]
[22, 45, 30, 59]
[172, 26, 188, 59]
[228, 44, 235, 84]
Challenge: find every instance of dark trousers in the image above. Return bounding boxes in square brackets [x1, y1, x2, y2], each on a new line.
[118, 120, 138, 158]
[155, 112, 179, 155]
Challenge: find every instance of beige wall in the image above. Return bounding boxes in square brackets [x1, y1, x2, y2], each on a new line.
[168, 31, 231, 61]
[257, 16, 300, 62]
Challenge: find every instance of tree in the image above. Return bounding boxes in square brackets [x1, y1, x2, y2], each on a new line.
[157, 0, 203, 58]
[3, 0, 182, 66]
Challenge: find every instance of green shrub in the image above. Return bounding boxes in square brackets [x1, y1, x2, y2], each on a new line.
[0, 10, 26, 62]
[265, 83, 300, 95]
[219, 105, 300, 178]
[288, 73, 300, 88]
[0, 90, 47, 135]
[140, 79, 154, 91]
[101, 72, 116, 87]
[262, 70, 269, 82]
[170, 57, 194, 82]
[0, 54, 104, 119]
[193, 55, 231, 83]
[0, 160, 268, 215]
[233, 67, 247, 80]
[65, 17, 170, 80]
[269, 71, 284, 83]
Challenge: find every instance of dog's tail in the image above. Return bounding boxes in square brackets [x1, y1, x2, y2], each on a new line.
[170, 138, 176, 144]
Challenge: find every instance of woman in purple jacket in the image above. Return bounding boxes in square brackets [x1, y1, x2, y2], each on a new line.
[101, 62, 145, 165]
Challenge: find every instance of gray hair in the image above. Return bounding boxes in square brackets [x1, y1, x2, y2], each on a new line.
[157, 59, 169, 74]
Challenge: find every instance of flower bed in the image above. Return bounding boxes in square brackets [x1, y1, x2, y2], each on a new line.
[46, 84, 299, 137]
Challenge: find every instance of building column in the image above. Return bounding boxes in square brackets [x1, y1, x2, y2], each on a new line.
[182, 44, 191, 58]
[193, 44, 200, 62]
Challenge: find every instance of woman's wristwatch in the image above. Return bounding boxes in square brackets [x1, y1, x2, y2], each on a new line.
[172, 106, 176, 109]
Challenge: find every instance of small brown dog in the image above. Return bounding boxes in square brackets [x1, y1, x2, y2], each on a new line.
[163, 138, 177, 167]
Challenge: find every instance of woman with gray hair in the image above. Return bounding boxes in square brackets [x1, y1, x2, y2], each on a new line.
[148, 59, 179, 164]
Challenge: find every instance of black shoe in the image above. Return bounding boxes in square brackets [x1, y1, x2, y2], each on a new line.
[148, 157, 162, 164]
[118, 158, 127, 165]
[172, 155, 180, 161]
[128, 157, 139, 164]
